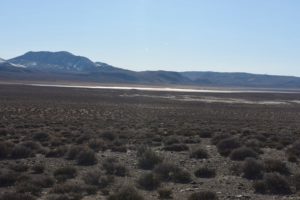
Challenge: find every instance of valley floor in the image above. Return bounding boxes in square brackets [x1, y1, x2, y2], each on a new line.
[0, 84, 300, 200]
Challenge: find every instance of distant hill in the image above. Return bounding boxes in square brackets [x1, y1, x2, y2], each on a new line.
[1, 51, 300, 89]
[181, 71, 300, 88]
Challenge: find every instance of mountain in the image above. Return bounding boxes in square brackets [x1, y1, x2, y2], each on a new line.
[9, 51, 98, 73]
[1, 51, 300, 89]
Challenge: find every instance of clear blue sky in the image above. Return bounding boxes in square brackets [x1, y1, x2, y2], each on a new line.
[1, 0, 300, 76]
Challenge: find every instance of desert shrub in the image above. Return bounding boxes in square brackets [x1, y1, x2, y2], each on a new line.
[230, 163, 243, 176]
[211, 133, 231, 145]
[46, 194, 82, 200]
[76, 148, 97, 166]
[194, 166, 216, 178]
[32, 163, 45, 174]
[158, 188, 172, 199]
[88, 139, 106, 151]
[152, 136, 162, 142]
[108, 186, 144, 200]
[0, 192, 36, 200]
[101, 132, 115, 141]
[11, 144, 33, 159]
[244, 139, 263, 154]
[163, 137, 180, 145]
[10, 162, 29, 172]
[253, 181, 267, 194]
[111, 145, 127, 152]
[83, 170, 114, 188]
[76, 135, 90, 144]
[163, 144, 189, 152]
[154, 163, 191, 183]
[16, 174, 54, 189]
[287, 154, 297, 163]
[216, 137, 240, 156]
[254, 173, 291, 195]
[286, 140, 300, 160]
[54, 166, 77, 182]
[294, 173, 300, 191]
[184, 137, 201, 144]
[242, 158, 264, 180]
[0, 169, 19, 187]
[33, 132, 49, 141]
[0, 141, 12, 159]
[16, 181, 43, 196]
[20, 141, 44, 153]
[65, 145, 83, 160]
[229, 147, 258, 161]
[264, 159, 290, 175]
[199, 130, 213, 138]
[83, 170, 99, 185]
[154, 163, 176, 181]
[188, 191, 218, 200]
[190, 148, 209, 159]
[137, 147, 162, 170]
[292, 173, 300, 191]
[103, 158, 128, 177]
[137, 172, 161, 190]
[30, 175, 55, 188]
[51, 182, 96, 198]
[51, 182, 92, 200]
[51, 182, 82, 194]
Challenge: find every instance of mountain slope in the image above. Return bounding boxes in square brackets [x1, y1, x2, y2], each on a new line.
[1, 51, 300, 89]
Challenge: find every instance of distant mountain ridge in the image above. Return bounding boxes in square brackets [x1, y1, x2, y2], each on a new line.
[1, 51, 300, 89]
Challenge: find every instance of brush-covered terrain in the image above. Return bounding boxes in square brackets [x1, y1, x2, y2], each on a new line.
[0, 84, 300, 200]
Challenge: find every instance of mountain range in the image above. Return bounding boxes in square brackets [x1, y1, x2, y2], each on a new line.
[1, 51, 300, 89]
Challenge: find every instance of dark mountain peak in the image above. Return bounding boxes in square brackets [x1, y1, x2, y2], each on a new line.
[9, 51, 97, 73]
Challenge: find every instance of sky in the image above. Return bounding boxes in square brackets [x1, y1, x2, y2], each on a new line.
[1, 0, 300, 76]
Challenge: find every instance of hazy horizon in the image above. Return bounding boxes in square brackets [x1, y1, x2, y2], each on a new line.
[1, 0, 300, 76]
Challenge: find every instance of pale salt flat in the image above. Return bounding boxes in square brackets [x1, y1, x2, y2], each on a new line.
[27, 83, 300, 105]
